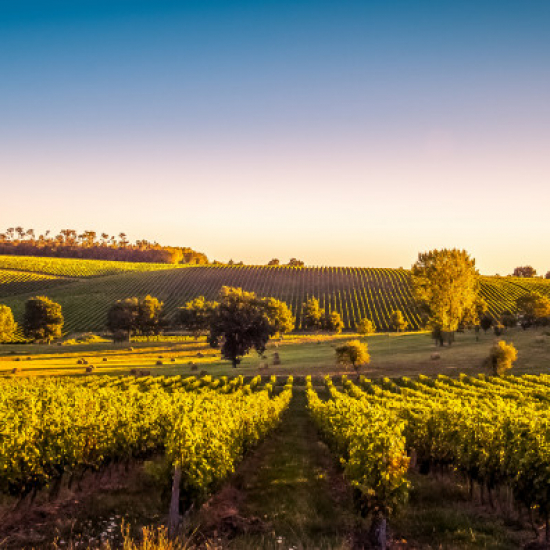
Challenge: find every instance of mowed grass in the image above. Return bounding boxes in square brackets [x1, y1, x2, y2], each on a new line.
[1, 327, 549, 379]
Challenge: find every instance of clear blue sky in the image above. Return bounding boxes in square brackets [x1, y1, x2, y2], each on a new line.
[1, 1, 549, 274]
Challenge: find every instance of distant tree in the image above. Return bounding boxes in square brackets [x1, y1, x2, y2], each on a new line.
[107, 296, 165, 338]
[480, 315, 493, 333]
[516, 292, 550, 328]
[302, 297, 325, 332]
[325, 310, 344, 334]
[500, 310, 517, 329]
[268, 258, 280, 266]
[546, 271, 550, 280]
[513, 266, 537, 278]
[265, 297, 295, 336]
[0, 304, 16, 342]
[356, 317, 376, 335]
[23, 296, 64, 342]
[107, 298, 140, 340]
[390, 310, 408, 333]
[136, 295, 166, 335]
[208, 287, 273, 368]
[412, 249, 479, 343]
[486, 340, 517, 376]
[288, 258, 305, 267]
[336, 340, 370, 377]
[176, 296, 218, 337]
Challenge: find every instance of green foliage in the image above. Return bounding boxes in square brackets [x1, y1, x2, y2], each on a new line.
[513, 265, 537, 278]
[486, 341, 517, 376]
[176, 296, 218, 336]
[208, 287, 273, 368]
[302, 297, 324, 332]
[265, 297, 295, 336]
[390, 310, 408, 332]
[336, 340, 370, 374]
[0, 304, 16, 342]
[412, 249, 479, 333]
[325, 310, 344, 334]
[107, 295, 165, 337]
[516, 292, 550, 327]
[23, 296, 64, 342]
[356, 317, 375, 335]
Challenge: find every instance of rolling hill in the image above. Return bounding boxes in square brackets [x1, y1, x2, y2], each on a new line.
[1, 255, 549, 334]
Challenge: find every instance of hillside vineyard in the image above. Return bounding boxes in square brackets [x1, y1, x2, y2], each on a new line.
[2, 256, 550, 332]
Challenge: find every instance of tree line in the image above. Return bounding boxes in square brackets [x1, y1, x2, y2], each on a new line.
[0, 227, 208, 265]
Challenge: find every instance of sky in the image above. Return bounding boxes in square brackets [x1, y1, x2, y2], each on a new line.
[1, 1, 549, 274]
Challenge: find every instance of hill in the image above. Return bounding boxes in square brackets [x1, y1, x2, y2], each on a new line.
[1, 255, 550, 333]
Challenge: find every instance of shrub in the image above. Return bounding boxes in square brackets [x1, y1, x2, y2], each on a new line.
[486, 340, 517, 376]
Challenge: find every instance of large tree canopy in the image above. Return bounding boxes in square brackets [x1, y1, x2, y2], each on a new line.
[208, 287, 273, 368]
[23, 296, 64, 342]
[176, 296, 218, 337]
[107, 295, 165, 338]
[411, 249, 480, 335]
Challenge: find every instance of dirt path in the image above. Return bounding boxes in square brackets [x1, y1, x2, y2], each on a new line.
[197, 388, 362, 549]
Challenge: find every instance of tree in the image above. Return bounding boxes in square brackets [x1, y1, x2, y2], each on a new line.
[516, 292, 550, 328]
[480, 315, 493, 333]
[23, 296, 64, 342]
[411, 249, 479, 343]
[356, 317, 375, 335]
[325, 310, 344, 334]
[264, 297, 295, 336]
[288, 258, 305, 267]
[513, 266, 537, 278]
[302, 297, 324, 332]
[107, 296, 165, 338]
[500, 310, 517, 329]
[336, 340, 370, 376]
[137, 295, 166, 335]
[176, 296, 218, 337]
[208, 287, 273, 368]
[486, 340, 517, 376]
[268, 258, 280, 266]
[107, 298, 139, 340]
[390, 310, 407, 333]
[0, 304, 16, 342]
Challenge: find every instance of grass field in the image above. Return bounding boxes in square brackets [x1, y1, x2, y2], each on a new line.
[3, 254, 550, 335]
[1, 327, 548, 379]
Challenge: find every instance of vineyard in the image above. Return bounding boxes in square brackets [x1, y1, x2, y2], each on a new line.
[2, 255, 550, 334]
[308, 372, 550, 543]
[0, 373, 292, 507]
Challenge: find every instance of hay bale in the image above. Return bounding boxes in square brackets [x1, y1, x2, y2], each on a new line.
[139, 370, 151, 376]
[14, 357, 21, 362]
[190, 364, 198, 371]
[26, 357, 32, 361]
[158, 355, 164, 359]
[102, 357, 108, 362]
[77, 359, 84, 365]
[85, 366, 95, 373]
[431, 353, 441, 360]
[156, 360, 163, 365]
[170, 358, 176, 362]
[130, 369, 138, 375]
[197, 352, 204, 358]
[12, 367, 21, 374]
[272, 352, 281, 365]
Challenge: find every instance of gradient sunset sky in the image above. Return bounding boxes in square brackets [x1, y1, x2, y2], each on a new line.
[1, 1, 549, 274]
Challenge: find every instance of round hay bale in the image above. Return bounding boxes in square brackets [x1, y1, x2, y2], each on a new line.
[85, 366, 95, 373]
[12, 367, 21, 374]
[431, 353, 441, 360]
[130, 369, 138, 375]
[14, 357, 21, 362]
[158, 355, 164, 359]
[102, 357, 108, 362]
[170, 358, 176, 362]
[26, 357, 32, 361]
[156, 360, 163, 365]
[77, 359, 84, 365]
[197, 352, 204, 358]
